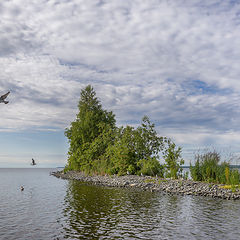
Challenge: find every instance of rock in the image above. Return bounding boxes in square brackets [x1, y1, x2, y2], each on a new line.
[130, 183, 137, 187]
[123, 181, 129, 186]
[51, 171, 240, 200]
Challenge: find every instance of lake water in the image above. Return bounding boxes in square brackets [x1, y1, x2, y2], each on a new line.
[0, 168, 240, 240]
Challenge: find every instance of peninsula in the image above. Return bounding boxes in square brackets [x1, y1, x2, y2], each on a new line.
[52, 170, 240, 200]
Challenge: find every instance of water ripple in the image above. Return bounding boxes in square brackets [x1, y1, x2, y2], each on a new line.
[0, 169, 240, 239]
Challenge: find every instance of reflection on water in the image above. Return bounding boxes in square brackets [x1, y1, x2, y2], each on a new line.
[0, 169, 240, 240]
[63, 181, 160, 239]
[62, 180, 240, 240]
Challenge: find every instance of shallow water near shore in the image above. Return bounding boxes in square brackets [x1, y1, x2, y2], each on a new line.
[0, 168, 240, 240]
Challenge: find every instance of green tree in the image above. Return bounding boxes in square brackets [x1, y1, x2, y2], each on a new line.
[163, 140, 184, 179]
[64, 85, 183, 177]
[65, 85, 116, 171]
[104, 126, 135, 175]
[104, 117, 166, 176]
[135, 115, 165, 161]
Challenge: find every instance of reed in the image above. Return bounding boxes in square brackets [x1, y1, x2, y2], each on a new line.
[190, 151, 240, 185]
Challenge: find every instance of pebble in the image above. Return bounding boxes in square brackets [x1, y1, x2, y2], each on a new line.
[51, 171, 240, 200]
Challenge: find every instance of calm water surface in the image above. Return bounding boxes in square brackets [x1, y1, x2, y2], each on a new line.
[0, 168, 240, 240]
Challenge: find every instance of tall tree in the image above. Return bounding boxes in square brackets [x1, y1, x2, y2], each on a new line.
[65, 85, 184, 178]
[135, 115, 165, 160]
[65, 85, 116, 171]
[163, 140, 184, 179]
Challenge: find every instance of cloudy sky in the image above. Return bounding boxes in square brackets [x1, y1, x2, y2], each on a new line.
[1, 0, 240, 167]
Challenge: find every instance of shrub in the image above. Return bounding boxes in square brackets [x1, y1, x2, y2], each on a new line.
[137, 157, 164, 177]
[230, 169, 240, 185]
[190, 151, 240, 184]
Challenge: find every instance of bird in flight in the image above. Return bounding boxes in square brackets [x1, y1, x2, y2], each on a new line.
[31, 158, 37, 166]
[0, 91, 10, 104]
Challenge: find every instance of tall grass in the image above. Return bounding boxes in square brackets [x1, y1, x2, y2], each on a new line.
[190, 151, 240, 184]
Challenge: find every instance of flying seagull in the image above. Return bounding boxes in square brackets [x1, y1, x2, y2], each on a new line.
[31, 158, 36, 166]
[0, 91, 10, 104]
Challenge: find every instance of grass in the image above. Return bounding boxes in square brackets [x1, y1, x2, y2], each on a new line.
[144, 178, 157, 184]
[219, 185, 240, 190]
[158, 179, 168, 184]
[190, 151, 240, 185]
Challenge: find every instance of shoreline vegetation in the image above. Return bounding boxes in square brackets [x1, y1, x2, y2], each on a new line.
[64, 85, 185, 178]
[59, 85, 240, 199]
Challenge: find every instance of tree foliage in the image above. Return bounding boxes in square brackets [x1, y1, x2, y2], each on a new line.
[65, 85, 116, 172]
[65, 85, 184, 177]
[163, 140, 184, 179]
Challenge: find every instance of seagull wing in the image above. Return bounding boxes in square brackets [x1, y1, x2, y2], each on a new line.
[0, 91, 10, 100]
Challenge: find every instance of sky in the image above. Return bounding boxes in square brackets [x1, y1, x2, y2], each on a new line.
[1, 0, 240, 167]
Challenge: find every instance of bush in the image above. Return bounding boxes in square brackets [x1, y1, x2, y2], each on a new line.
[137, 157, 164, 177]
[190, 151, 219, 182]
[230, 169, 240, 185]
[190, 151, 240, 184]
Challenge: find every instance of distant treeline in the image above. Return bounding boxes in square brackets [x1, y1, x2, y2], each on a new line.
[64, 85, 184, 178]
[182, 165, 240, 168]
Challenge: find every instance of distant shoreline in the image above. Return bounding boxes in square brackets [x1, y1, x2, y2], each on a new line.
[181, 165, 240, 168]
[52, 170, 240, 200]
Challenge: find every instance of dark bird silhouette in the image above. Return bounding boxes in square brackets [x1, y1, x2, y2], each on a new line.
[0, 91, 10, 104]
[31, 158, 36, 166]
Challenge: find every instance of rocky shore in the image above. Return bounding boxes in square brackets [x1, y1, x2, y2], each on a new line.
[51, 170, 240, 200]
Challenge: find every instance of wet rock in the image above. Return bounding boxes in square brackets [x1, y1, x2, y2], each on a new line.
[129, 183, 137, 187]
[51, 171, 240, 200]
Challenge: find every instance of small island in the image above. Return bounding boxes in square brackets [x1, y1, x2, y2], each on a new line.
[53, 85, 240, 200]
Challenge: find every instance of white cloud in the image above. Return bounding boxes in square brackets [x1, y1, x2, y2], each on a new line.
[1, 0, 240, 162]
[0, 55, 80, 130]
